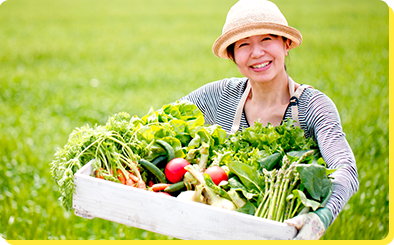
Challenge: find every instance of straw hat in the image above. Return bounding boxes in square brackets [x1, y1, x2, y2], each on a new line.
[212, 0, 302, 59]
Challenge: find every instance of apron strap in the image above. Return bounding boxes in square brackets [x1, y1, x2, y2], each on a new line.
[231, 81, 251, 134]
[289, 77, 313, 128]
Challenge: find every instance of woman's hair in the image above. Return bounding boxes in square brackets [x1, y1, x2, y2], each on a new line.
[226, 35, 290, 64]
[226, 43, 236, 62]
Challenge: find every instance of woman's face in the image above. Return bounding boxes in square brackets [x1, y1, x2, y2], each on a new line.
[233, 34, 290, 84]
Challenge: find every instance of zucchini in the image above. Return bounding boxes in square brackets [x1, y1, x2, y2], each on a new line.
[139, 159, 167, 183]
[164, 181, 186, 193]
[156, 139, 175, 162]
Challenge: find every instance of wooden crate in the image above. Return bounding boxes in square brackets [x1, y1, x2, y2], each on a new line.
[72, 161, 297, 240]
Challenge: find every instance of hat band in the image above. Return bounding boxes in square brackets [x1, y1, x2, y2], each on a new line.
[213, 22, 302, 59]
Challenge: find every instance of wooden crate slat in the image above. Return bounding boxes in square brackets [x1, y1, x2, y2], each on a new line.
[73, 161, 297, 240]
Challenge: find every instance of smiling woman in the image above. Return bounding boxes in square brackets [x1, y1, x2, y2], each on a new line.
[179, 0, 359, 240]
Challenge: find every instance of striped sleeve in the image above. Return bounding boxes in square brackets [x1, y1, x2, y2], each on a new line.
[296, 89, 359, 223]
[179, 79, 228, 125]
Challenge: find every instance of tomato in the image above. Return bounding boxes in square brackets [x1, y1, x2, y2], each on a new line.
[205, 166, 228, 185]
[165, 158, 190, 183]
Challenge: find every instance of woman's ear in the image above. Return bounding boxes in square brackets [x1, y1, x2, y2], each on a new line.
[285, 39, 291, 56]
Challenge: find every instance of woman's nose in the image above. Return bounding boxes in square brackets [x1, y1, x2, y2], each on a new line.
[250, 43, 265, 58]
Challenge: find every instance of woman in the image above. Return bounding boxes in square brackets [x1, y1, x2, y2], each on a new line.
[179, 0, 359, 240]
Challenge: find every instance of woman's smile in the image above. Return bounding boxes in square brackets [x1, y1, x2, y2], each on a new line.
[250, 61, 272, 70]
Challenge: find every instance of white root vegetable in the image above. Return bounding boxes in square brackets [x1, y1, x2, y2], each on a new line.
[177, 185, 203, 203]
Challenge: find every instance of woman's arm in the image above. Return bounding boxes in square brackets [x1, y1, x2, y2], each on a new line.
[178, 80, 228, 126]
[302, 90, 359, 223]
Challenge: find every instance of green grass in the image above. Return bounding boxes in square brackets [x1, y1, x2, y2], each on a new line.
[0, 0, 389, 240]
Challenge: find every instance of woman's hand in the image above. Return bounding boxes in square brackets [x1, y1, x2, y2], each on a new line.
[285, 207, 332, 240]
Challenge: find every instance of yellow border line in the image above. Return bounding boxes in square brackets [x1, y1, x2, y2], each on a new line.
[3, 3, 393, 245]
[387, 5, 394, 245]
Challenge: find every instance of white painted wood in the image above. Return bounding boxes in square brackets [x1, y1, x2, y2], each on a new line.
[73, 161, 297, 240]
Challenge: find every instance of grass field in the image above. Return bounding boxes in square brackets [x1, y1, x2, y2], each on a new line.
[0, 0, 389, 241]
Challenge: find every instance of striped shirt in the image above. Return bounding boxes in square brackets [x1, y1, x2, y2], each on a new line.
[180, 77, 359, 223]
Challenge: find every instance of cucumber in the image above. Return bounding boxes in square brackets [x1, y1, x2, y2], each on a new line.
[139, 159, 167, 183]
[151, 155, 168, 168]
[164, 181, 186, 193]
[156, 139, 175, 162]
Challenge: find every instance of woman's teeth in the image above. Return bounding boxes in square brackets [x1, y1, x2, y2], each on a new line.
[252, 62, 270, 69]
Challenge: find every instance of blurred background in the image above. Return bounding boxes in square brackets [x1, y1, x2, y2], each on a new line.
[0, 0, 389, 240]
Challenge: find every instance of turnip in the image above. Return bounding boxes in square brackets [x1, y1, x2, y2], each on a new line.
[177, 185, 203, 202]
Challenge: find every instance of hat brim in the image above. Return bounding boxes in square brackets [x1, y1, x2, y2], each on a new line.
[212, 22, 302, 59]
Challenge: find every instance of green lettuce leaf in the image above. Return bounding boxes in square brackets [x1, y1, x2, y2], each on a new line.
[228, 160, 264, 193]
[296, 163, 333, 201]
[292, 189, 321, 211]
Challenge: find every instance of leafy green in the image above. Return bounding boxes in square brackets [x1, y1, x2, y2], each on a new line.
[219, 120, 318, 172]
[291, 190, 321, 211]
[237, 201, 257, 215]
[50, 100, 227, 210]
[228, 177, 259, 200]
[213, 121, 335, 221]
[259, 152, 282, 171]
[296, 164, 333, 201]
[228, 160, 263, 193]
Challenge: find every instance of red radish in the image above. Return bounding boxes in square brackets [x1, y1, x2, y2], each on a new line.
[205, 166, 228, 185]
[165, 158, 190, 183]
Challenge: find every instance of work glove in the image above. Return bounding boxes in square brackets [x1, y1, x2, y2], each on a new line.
[285, 207, 332, 240]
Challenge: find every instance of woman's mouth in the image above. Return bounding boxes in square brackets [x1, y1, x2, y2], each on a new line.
[251, 61, 271, 69]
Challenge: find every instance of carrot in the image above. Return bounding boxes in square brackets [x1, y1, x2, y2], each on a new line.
[95, 168, 104, 179]
[136, 180, 146, 190]
[128, 172, 140, 182]
[117, 169, 127, 185]
[151, 183, 171, 192]
[126, 178, 135, 186]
